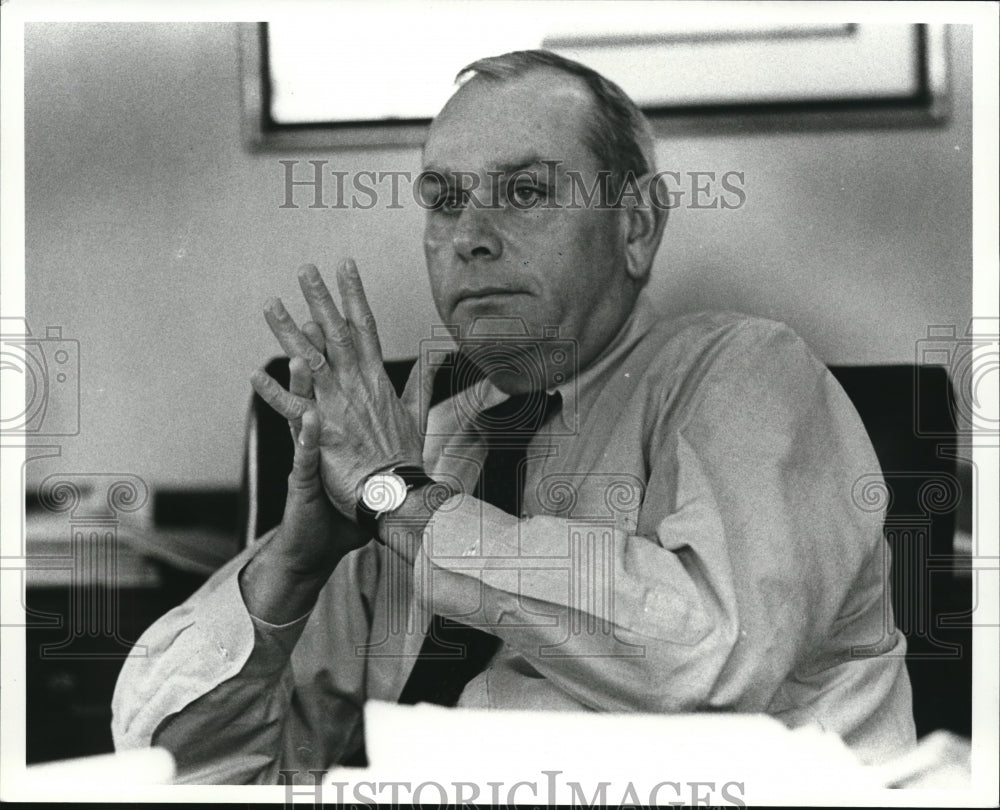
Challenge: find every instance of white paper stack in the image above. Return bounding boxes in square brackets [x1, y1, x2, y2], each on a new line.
[335, 700, 880, 804]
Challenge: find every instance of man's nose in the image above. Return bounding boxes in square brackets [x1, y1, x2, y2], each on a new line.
[452, 207, 502, 262]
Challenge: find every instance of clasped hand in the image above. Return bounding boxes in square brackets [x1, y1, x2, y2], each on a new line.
[251, 259, 434, 521]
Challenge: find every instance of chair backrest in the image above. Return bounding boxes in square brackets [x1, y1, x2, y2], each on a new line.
[827, 365, 969, 738]
[239, 360, 969, 737]
[239, 356, 416, 547]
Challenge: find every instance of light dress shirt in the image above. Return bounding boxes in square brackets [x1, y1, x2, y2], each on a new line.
[112, 297, 916, 783]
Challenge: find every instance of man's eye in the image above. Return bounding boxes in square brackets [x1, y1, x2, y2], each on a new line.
[432, 189, 466, 214]
[509, 184, 548, 206]
[419, 179, 464, 214]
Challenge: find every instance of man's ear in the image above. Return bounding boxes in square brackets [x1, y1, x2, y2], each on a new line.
[620, 172, 668, 283]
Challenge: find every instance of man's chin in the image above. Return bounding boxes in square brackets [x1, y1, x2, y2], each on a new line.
[456, 309, 538, 339]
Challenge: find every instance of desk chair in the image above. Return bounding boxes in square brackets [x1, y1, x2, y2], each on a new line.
[239, 359, 971, 738]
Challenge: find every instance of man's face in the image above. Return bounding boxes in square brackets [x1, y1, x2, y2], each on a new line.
[421, 70, 637, 393]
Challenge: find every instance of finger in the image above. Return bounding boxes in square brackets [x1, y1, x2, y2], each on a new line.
[288, 355, 315, 401]
[301, 320, 326, 354]
[263, 298, 335, 393]
[401, 350, 449, 434]
[336, 258, 384, 371]
[286, 356, 314, 444]
[251, 368, 310, 422]
[297, 264, 354, 364]
[289, 409, 322, 486]
[296, 321, 324, 440]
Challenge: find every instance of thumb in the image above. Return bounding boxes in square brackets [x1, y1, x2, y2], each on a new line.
[288, 408, 322, 491]
[400, 351, 447, 434]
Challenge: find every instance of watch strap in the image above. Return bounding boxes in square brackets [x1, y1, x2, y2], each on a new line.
[356, 465, 435, 538]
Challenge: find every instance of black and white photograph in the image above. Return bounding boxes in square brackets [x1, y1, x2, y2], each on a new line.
[1, 0, 997, 805]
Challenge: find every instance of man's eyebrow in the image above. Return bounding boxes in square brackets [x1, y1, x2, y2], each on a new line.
[488, 156, 554, 176]
[420, 156, 558, 179]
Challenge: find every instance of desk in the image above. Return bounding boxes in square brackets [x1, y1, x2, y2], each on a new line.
[24, 513, 213, 763]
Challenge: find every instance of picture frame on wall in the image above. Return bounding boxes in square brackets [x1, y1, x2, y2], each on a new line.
[241, 17, 950, 151]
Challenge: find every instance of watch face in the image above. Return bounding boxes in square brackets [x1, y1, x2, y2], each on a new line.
[361, 472, 408, 513]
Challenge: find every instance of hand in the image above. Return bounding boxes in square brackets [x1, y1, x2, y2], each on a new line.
[251, 260, 437, 521]
[278, 354, 369, 570]
[240, 352, 369, 624]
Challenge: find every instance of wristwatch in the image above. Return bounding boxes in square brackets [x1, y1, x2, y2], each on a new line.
[356, 464, 435, 538]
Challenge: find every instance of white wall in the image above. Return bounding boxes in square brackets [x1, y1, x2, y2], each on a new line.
[25, 23, 972, 488]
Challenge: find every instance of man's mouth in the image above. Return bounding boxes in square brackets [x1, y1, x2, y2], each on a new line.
[455, 286, 528, 304]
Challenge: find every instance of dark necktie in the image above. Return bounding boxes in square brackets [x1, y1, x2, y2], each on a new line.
[396, 390, 561, 707]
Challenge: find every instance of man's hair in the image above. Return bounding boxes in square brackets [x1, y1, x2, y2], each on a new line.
[455, 50, 657, 194]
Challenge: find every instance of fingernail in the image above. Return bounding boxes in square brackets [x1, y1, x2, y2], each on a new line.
[298, 264, 321, 282]
[341, 258, 358, 275]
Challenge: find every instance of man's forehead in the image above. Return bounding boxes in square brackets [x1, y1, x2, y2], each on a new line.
[422, 69, 596, 173]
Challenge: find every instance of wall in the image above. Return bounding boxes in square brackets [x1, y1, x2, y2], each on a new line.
[24, 23, 972, 488]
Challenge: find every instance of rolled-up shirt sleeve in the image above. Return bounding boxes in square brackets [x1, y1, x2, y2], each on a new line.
[415, 496, 732, 713]
[414, 319, 911, 758]
[111, 536, 374, 783]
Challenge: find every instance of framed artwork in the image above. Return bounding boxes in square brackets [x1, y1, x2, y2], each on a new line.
[240, 12, 950, 150]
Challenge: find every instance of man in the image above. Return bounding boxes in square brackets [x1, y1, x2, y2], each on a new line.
[112, 50, 915, 783]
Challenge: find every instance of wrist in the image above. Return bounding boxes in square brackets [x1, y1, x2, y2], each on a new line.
[266, 522, 347, 579]
[378, 480, 458, 562]
[379, 482, 436, 532]
[356, 464, 435, 538]
[239, 534, 344, 625]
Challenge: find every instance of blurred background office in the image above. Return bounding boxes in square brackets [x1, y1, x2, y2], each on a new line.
[24, 19, 972, 492]
[17, 13, 979, 764]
